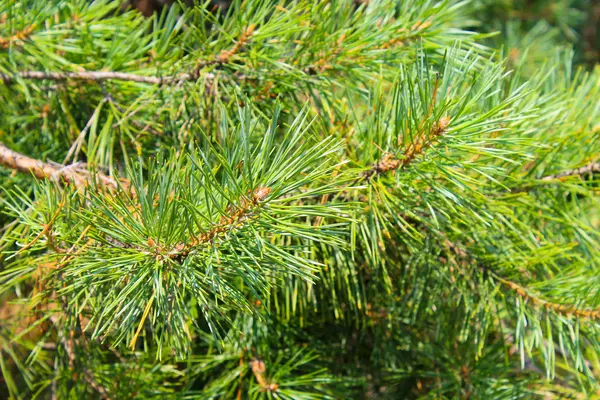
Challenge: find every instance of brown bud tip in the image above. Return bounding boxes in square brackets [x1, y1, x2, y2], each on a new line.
[250, 359, 266, 374]
[434, 116, 451, 135]
[253, 187, 271, 202]
[378, 153, 401, 172]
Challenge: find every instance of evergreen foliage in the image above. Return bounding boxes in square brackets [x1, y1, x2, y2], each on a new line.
[0, 0, 598, 398]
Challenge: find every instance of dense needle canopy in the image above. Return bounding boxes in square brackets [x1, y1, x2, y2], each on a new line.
[0, 0, 599, 398]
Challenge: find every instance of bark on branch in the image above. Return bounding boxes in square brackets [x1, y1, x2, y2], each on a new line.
[0, 142, 126, 190]
[0, 71, 214, 85]
[540, 161, 600, 181]
[512, 160, 600, 193]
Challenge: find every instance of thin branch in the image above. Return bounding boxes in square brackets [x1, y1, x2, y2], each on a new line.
[511, 160, 600, 193]
[0, 28, 256, 89]
[193, 24, 256, 74]
[0, 70, 213, 85]
[0, 142, 128, 190]
[540, 161, 600, 181]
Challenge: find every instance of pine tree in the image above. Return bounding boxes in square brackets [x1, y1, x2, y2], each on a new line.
[0, 0, 599, 398]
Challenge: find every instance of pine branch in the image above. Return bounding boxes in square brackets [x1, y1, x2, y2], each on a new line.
[150, 186, 272, 261]
[495, 275, 600, 320]
[444, 237, 600, 321]
[0, 142, 126, 190]
[361, 116, 451, 181]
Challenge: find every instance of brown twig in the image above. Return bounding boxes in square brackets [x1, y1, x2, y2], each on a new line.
[217, 24, 255, 64]
[0, 142, 128, 190]
[193, 24, 256, 74]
